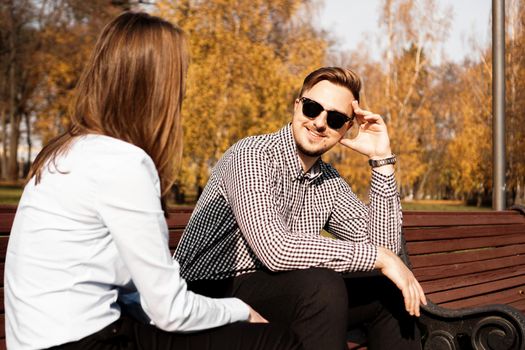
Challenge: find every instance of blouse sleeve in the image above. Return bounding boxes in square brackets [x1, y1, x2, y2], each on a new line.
[93, 151, 249, 332]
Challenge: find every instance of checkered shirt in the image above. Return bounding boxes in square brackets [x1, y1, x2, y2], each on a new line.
[174, 124, 402, 281]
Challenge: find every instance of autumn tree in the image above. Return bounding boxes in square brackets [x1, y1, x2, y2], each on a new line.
[0, 0, 146, 182]
[156, 0, 328, 200]
[506, 0, 525, 204]
[444, 0, 525, 206]
[374, 0, 452, 200]
[0, 0, 44, 180]
[443, 59, 492, 205]
[329, 0, 452, 200]
[31, 1, 124, 146]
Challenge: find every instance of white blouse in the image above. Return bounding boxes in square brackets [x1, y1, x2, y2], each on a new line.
[5, 135, 249, 350]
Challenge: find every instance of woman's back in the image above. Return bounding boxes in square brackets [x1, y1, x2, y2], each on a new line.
[5, 134, 165, 349]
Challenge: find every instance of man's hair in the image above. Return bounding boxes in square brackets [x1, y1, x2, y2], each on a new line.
[298, 67, 362, 103]
[29, 12, 188, 210]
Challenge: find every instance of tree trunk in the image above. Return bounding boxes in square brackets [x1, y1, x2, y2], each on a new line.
[0, 108, 7, 180]
[7, 111, 20, 181]
[6, 10, 20, 182]
[24, 111, 31, 177]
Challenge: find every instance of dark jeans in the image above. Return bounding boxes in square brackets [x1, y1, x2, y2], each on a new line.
[48, 314, 302, 350]
[188, 268, 421, 350]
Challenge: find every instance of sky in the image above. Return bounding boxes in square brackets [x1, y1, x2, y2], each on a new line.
[317, 0, 492, 63]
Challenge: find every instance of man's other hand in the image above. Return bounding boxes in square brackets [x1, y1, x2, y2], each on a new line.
[375, 247, 428, 317]
[339, 100, 392, 160]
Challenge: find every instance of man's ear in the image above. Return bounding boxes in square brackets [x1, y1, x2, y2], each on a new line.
[293, 98, 299, 112]
[338, 122, 351, 139]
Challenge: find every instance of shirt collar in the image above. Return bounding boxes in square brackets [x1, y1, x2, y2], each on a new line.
[278, 124, 324, 182]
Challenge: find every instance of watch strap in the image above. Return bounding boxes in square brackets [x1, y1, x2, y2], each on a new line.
[368, 154, 397, 168]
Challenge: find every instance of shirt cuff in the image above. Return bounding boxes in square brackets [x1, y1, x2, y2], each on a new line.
[221, 297, 250, 322]
[351, 244, 377, 271]
[370, 170, 398, 198]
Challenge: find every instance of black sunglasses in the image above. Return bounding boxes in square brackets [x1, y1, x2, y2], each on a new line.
[299, 97, 354, 130]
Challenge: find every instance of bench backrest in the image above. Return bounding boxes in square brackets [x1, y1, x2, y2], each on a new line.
[403, 210, 525, 313]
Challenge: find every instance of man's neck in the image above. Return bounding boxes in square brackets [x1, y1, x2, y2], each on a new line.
[298, 153, 319, 173]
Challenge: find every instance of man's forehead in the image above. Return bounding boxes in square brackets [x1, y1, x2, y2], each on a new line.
[304, 81, 354, 111]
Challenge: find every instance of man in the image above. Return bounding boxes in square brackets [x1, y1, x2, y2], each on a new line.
[175, 67, 426, 350]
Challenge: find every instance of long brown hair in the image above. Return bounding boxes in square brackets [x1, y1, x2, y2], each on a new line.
[29, 12, 188, 212]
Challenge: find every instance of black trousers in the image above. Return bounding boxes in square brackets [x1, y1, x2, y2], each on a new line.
[188, 268, 422, 350]
[49, 315, 302, 350]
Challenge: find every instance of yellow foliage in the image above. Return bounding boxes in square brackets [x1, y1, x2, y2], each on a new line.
[156, 0, 328, 194]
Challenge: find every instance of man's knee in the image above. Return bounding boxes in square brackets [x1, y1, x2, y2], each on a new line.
[291, 268, 348, 312]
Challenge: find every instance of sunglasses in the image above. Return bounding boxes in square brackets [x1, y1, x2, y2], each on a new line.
[299, 97, 354, 130]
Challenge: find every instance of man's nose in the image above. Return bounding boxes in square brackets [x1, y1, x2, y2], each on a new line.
[313, 111, 328, 131]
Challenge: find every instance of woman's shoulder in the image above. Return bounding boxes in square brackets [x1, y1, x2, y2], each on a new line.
[74, 134, 157, 176]
[79, 134, 145, 153]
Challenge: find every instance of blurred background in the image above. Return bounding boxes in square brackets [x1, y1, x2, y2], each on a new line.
[0, 0, 524, 210]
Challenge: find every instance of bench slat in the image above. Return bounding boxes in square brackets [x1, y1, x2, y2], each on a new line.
[409, 244, 525, 268]
[403, 211, 525, 227]
[0, 237, 7, 261]
[441, 285, 525, 310]
[509, 299, 525, 314]
[427, 275, 525, 304]
[413, 254, 525, 282]
[0, 214, 14, 233]
[0, 315, 4, 338]
[420, 265, 525, 294]
[405, 224, 525, 241]
[168, 231, 184, 249]
[407, 233, 525, 255]
[166, 213, 193, 229]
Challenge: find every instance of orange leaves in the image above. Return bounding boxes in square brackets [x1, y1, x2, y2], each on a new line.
[156, 0, 327, 195]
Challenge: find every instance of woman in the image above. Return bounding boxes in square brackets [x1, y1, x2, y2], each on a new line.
[5, 12, 300, 350]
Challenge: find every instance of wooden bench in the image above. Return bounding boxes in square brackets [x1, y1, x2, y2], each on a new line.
[404, 207, 525, 350]
[1, 205, 525, 349]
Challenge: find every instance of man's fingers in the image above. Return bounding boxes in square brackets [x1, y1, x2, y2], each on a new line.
[403, 278, 426, 317]
[401, 287, 412, 315]
[410, 283, 418, 316]
[351, 101, 384, 124]
[418, 281, 428, 305]
[407, 284, 414, 316]
[411, 283, 420, 317]
[355, 114, 385, 132]
[401, 279, 417, 316]
[412, 278, 428, 316]
[352, 100, 372, 116]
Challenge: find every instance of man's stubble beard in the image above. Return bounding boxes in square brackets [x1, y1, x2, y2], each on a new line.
[295, 141, 327, 158]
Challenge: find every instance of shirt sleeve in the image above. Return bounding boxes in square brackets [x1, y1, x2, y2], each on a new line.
[326, 169, 402, 255]
[93, 152, 249, 332]
[219, 147, 377, 272]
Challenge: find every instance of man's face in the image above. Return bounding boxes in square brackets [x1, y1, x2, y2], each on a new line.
[292, 80, 354, 161]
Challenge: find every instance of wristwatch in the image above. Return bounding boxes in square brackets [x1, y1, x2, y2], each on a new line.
[368, 154, 397, 168]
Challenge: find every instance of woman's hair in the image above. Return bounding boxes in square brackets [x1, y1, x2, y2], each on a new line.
[298, 67, 362, 103]
[29, 12, 188, 212]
